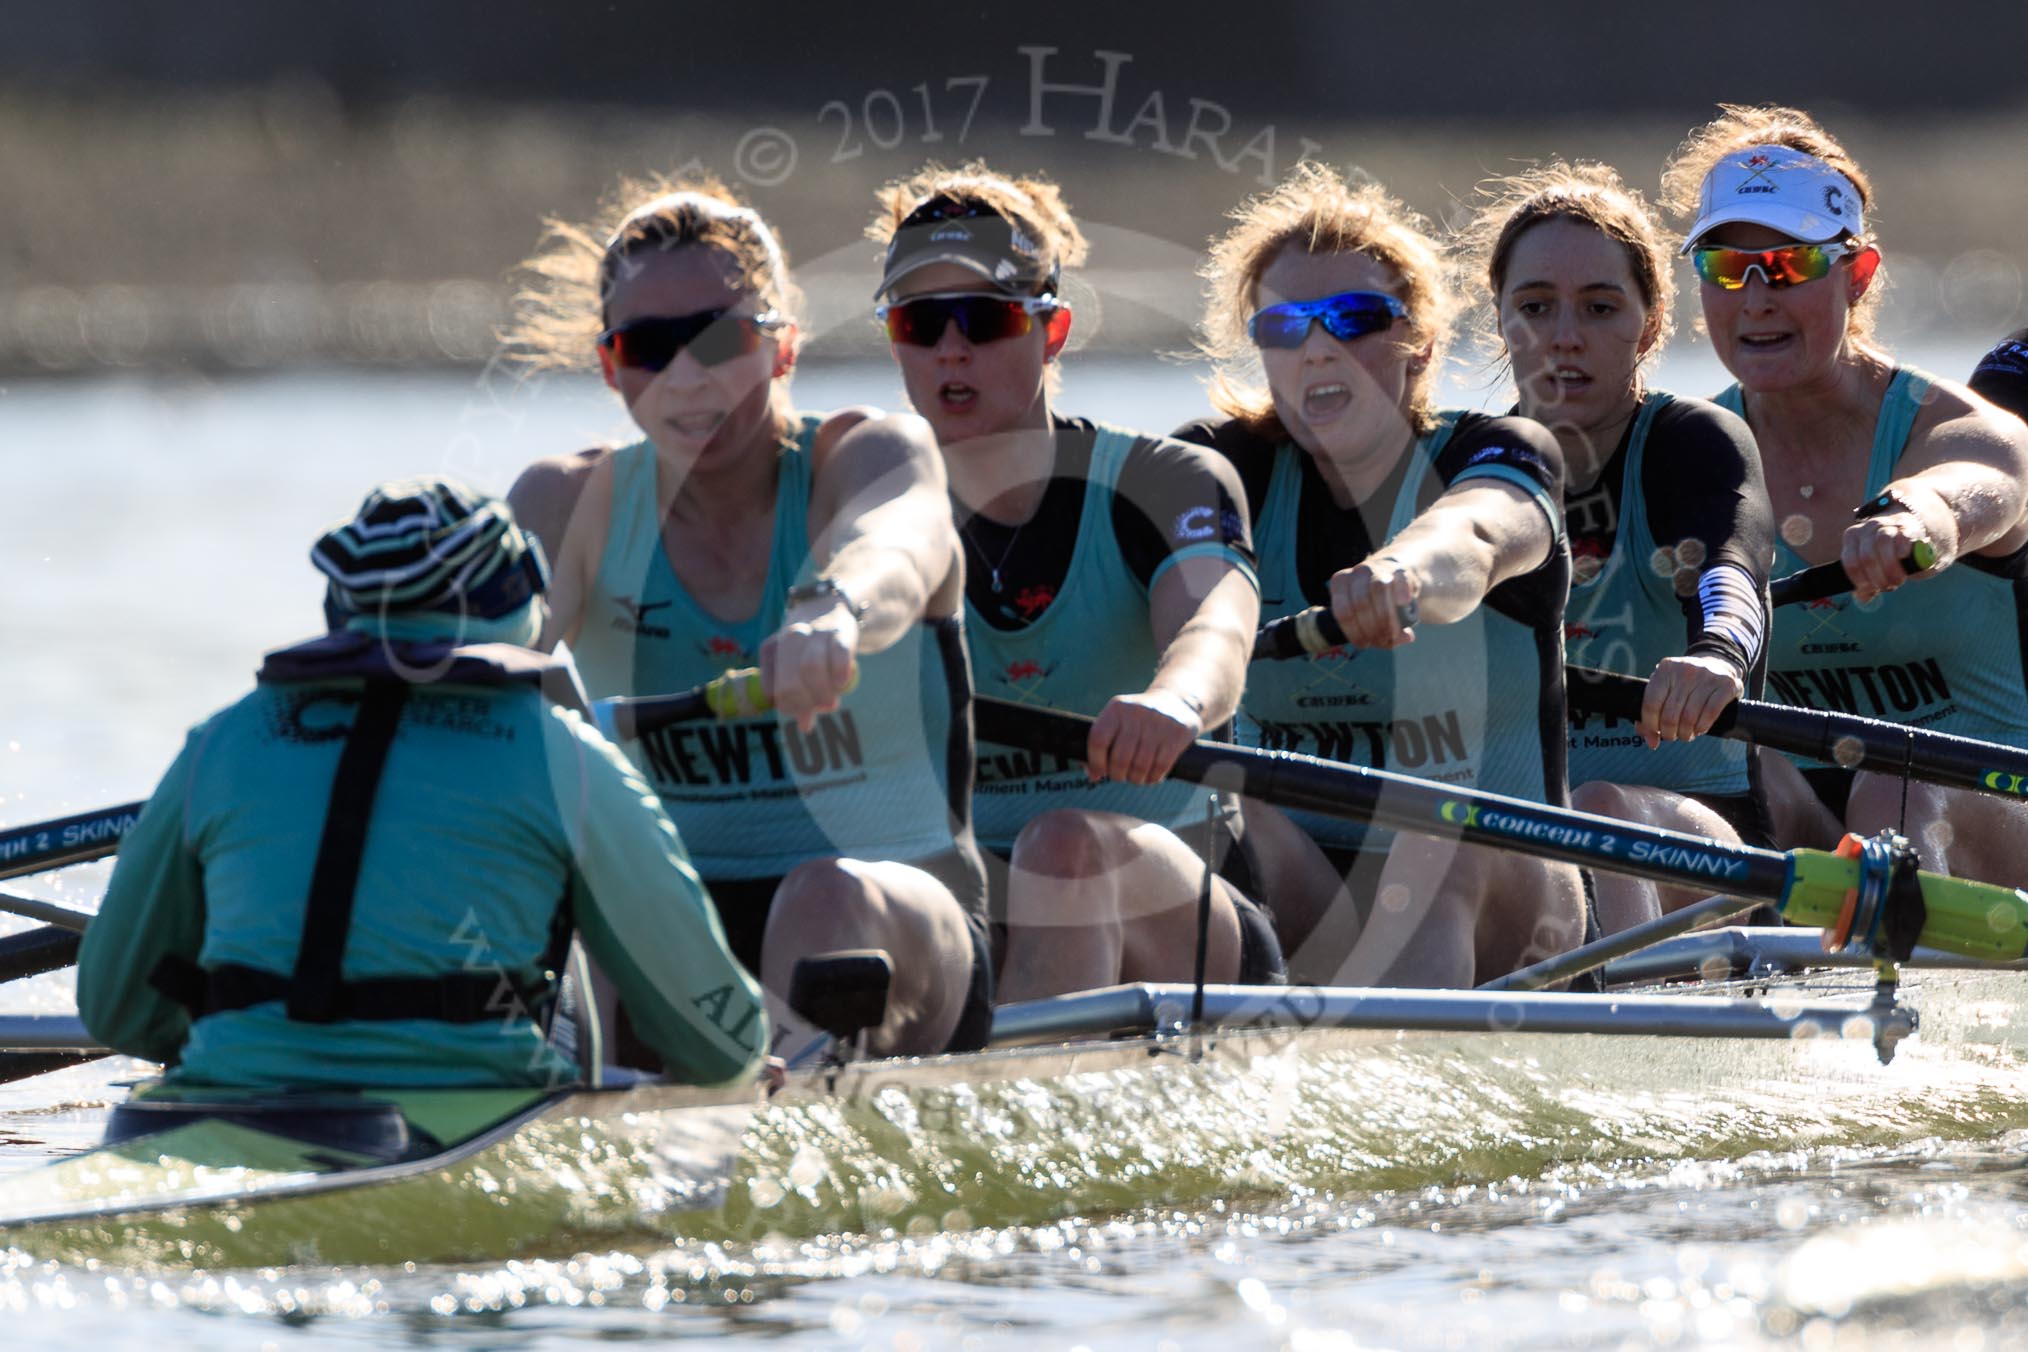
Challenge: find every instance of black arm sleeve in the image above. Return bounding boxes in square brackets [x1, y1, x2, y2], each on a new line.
[1171, 416, 1279, 525]
[1430, 411, 1566, 504]
[1429, 412, 1568, 632]
[1639, 397, 1773, 676]
[1970, 328, 2028, 423]
[1110, 430, 1258, 590]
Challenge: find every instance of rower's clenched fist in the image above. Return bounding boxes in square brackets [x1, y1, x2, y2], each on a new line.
[763, 602, 859, 732]
[1639, 654, 1744, 748]
[1087, 689, 1205, 785]
[1841, 506, 1940, 603]
[1329, 556, 1420, 650]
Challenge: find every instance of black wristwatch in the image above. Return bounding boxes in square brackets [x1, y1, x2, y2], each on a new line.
[1853, 486, 1919, 521]
[785, 577, 868, 619]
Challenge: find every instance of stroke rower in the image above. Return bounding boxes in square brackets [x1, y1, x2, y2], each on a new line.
[1176, 164, 1586, 987]
[866, 162, 1284, 1001]
[1457, 163, 1776, 933]
[504, 176, 989, 1058]
[1663, 106, 2028, 884]
[77, 477, 769, 1088]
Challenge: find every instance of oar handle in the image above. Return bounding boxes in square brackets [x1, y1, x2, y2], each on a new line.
[1565, 664, 2028, 800]
[1251, 600, 1419, 662]
[1770, 542, 1935, 608]
[593, 666, 859, 742]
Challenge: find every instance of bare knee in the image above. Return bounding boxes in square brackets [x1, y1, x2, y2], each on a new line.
[1010, 809, 1119, 882]
[766, 858, 884, 953]
[1571, 780, 1635, 821]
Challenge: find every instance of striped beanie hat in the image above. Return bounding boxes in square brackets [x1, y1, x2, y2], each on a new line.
[312, 476, 548, 621]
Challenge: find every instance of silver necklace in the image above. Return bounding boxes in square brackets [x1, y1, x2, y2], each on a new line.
[960, 516, 1024, 593]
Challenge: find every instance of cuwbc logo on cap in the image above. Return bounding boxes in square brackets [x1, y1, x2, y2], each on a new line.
[930, 224, 972, 242]
[1824, 185, 1846, 216]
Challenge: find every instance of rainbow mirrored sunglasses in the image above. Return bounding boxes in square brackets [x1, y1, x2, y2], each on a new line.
[1691, 241, 1851, 291]
[876, 292, 1062, 347]
[1247, 291, 1408, 349]
[597, 308, 784, 372]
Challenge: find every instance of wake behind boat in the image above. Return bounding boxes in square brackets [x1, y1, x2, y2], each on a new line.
[6, 937, 2028, 1270]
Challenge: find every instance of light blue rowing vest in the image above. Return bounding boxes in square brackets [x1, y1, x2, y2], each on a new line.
[571, 416, 966, 878]
[1238, 412, 1566, 849]
[1565, 391, 1756, 796]
[965, 422, 1247, 852]
[1719, 370, 2028, 758]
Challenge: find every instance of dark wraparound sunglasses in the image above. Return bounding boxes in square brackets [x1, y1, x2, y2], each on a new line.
[1248, 291, 1408, 349]
[598, 309, 783, 372]
[876, 292, 1061, 347]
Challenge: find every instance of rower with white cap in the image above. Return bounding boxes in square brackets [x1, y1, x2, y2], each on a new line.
[79, 476, 770, 1090]
[1662, 105, 2028, 884]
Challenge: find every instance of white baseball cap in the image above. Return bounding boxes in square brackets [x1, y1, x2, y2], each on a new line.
[1680, 146, 1866, 254]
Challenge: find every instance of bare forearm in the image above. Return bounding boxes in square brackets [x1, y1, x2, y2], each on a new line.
[1147, 570, 1258, 726]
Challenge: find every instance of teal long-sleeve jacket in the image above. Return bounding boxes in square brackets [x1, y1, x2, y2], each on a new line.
[78, 673, 768, 1089]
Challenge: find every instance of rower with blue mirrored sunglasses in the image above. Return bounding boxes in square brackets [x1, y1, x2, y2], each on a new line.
[1691, 241, 1851, 291]
[597, 307, 784, 372]
[1247, 290, 1408, 349]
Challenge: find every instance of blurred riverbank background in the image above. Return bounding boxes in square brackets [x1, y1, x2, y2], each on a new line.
[4, 0, 2025, 378]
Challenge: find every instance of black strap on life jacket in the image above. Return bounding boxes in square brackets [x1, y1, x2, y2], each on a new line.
[288, 678, 408, 1023]
[150, 676, 555, 1027]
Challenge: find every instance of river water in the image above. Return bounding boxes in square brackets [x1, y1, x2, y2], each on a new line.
[5, 340, 2028, 1349]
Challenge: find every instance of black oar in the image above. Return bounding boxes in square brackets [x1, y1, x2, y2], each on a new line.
[593, 666, 856, 742]
[0, 925, 82, 984]
[1568, 665, 2028, 800]
[0, 802, 144, 882]
[1258, 545, 1934, 657]
[1770, 542, 1935, 608]
[1252, 602, 1414, 662]
[974, 696, 2028, 964]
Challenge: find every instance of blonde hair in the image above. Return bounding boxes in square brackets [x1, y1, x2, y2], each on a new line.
[866, 160, 1090, 282]
[867, 162, 1088, 401]
[1661, 104, 1882, 348]
[1199, 164, 1457, 437]
[501, 171, 802, 374]
[1455, 160, 1675, 373]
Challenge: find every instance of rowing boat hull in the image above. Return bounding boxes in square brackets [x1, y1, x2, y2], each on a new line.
[6, 963, 2028, 1268]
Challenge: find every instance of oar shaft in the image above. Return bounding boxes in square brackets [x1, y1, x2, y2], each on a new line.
[0, 925, 83, 984]
[0, 891, 91, 932]
[975, 697, 2028, 965]
[0, 802, 144, 881]
[974, 697, 1795, 902]
[1567, 666, 2028, 800]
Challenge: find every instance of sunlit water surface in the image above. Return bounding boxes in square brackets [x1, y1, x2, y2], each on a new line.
[6, 344, 2028, 1347]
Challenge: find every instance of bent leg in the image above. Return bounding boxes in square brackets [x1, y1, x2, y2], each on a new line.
[1570, 781, 1751, 934]
[1331, 831, 1585, 987]
[1238, 796, 1349, 957]
[1759, 748, 1843, 853]
[998, 809, 1246, 1003]
[1847, 773, 2028, 888]
[761, 857, 976, 1058]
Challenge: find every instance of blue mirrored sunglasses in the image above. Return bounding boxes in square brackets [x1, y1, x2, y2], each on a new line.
[1248, 291, 1408, 349]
